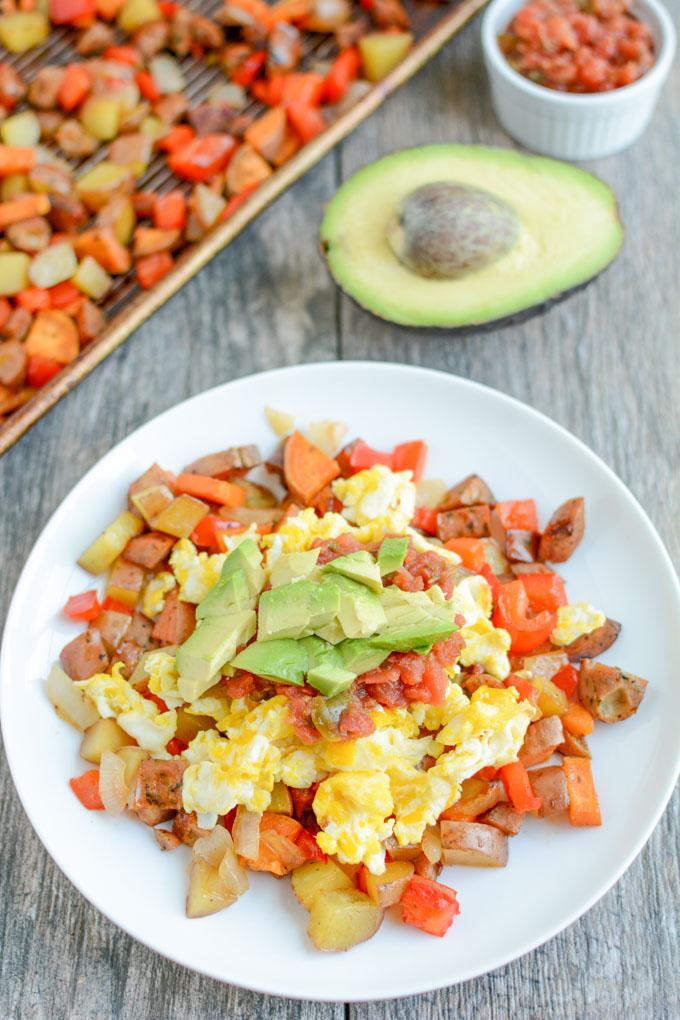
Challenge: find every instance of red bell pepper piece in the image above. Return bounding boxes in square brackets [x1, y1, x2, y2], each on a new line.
[517, 572, 567, 614]
[323, 47, 361, 103]
[189, 513, 241, 551]
[26, 355, 62, 388]
[401, 875, 460, 937]
[391, 440, 428, 480]
[136, 251, 174, 289]
[157, 124, 195, 153]
[499, 760, 542, 813]
[413, 506, 438, 535]
[64, 589, 101, 622]
[69, 769, 104, 810]
[159, 0, 178, 14]
[444, 537, 486, 571]
[495, 499, 539, 532]
[0, 298, 11, 332]
[153, 190, 187, 230]
[552, 663, 579, 700]
[166, 737, 188, 756]
[503, 675, 539, 705]
[141, 689, 168, 712]
[348, 440, 393, 472]
[101, 595, 133, 615]
[281, 72, 326, 106]
[58, 64, 91, 112]
[50, 0, 96, 25]
[231, 51, 267, 88]
[49, 281, 81, 309]
[103, 45, 140, 65]
[492, 579, 556, 654]
[167, 134, 236, 182]
[16, 287, 51, 312]
[296, 829, 327, 862]
[136, 70, 160, 101]
[286, 101, 325, 143]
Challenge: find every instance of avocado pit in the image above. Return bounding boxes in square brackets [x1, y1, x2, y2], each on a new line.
[386, 181, 520, 280]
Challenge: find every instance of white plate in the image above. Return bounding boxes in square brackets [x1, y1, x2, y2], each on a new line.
[2, 362, 679, 1002]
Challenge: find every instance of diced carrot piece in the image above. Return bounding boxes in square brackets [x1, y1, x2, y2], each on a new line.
[136, 251, 173, 289]
[0, 146, 35, 177]
[563, 757, 601, 826]
[136, 69, 160, 100]
[175, 472, 246, 507]
[286, 101, 325, 143]
[17, 287, 51, 312]
[103, 45, 140, 65]
[561, 702, 594, 736]
[153, 190, 187, 230]
[74, 228, 131, 275]
[58, 64, 91, 112]
[281, 72, 326, 106]
[0, 193, 50, 229]
[24, 309, 79, 364]
[283, 430, 341, 504]
[49, 281, 81, 309]
[444, 537, 487, 571]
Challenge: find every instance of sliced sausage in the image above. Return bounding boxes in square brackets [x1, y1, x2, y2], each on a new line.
[108, 559, 146, 604]
[113, 638, 143, 678]
[505, 528, 538, 563]
[128, 462, 175, 507]
[92, 609, 131, 653]
[56, 118, 98, 159]
[557, 730, 591, 758]
[172, 809, 209, 846]
[188, 102, 237, 136]
[133, 19, 170, 58]
[578, 659, 648, 723]
[154, 92, 189, 125]
[0, 340, 27, 388]
[155, 828, 182, 851]
[439, 473, 495, 510]
[561, 618, 621, 661]
[461, 673, 504, 697]
[2, 307, 32, 341]
[48, 193, 88, 233]
[127, 610, 156, 649]
[60, 628, 110, 680]
[0, 63, 26, 107]
[183, 444, 261, 478]
[134, 759, 186, 811]
[436, 504, 491, 542]
[76, 21, 116, 54]
[538, 497, 585, 563]
[528, 766, 569, 817]
[28, 66, 65, 109]
[519, 715, 564, 767]
[124, 531, 175, 569]
[37, 110, 64, 141]
[76, 299, 105, 343]
[479, 803, 524, 836]
[191, 12, 224, 48]
[6, 217, 52, 254]
[152, 591, 196, 645]
[511, 562, 556, 576]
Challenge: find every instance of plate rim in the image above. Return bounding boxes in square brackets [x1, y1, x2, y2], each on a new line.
[2, 360, 679, 1002]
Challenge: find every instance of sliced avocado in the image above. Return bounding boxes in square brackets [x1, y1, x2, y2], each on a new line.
[320, 145, 624, 329]
[270, 549, 320, 588]
[221, 538, 265, 597]
[339, 639, 390, 675]
[377, 537, 408, 576]
[299, 634, 341, 669]
[307, 663, 357, 698]
[308, 578, 341, 630]
[196, 566, 251, 620]
[257, 580, 314, 640]
[177, 609, 256, 702]
[322, 550, 383, 593]
[231, 638, 308, 685]
[370, 610, 456, 651]
[329, 574, 387, 639]
[314, 618, 346, 644]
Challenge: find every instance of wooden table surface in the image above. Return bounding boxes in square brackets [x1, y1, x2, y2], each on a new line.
[1, 3, 679, 1016]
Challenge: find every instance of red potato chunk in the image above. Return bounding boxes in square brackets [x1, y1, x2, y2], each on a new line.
[440, 820, 509, 867]
[479, 803, 524, 836]
[183, 445, 261, 478]
[519, 715, 564, 767]
[528, 766, 569, 817]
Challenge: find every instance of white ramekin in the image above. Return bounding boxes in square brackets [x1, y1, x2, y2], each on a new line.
[481, 0, 677, 160]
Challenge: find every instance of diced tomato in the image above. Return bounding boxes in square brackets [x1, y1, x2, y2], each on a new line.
[49, 281, 81, 309]
[104, 45, 140, 66]
[552, 663, 579, 699]
[17, 288, 51, 312]
[50, 0, 96, 25]
[495, 499, 539, 532]
[493, 579, 556, 654]
[391, 440, 427, 480]
[323, 47, 361, 104]
[503, 674, 539, 705]
[499, 760, 542, 813]
[413, 506, 438, 535]
[348, 440, 393, 472]
[477, 562, 503, 605]
[159, 0, 178, 14]
[166, 737, 188, 755]
[231, 51, 267, 87]
[296, 829, 326, 862]
[58, 64, 91, 112]
[136, 251, 174, 289]
[286, 101, 325, 143]
[136, 69, 160, 100]
[101, 595, 133, 615]
[69, 769, 104, 810]
[153, 190, 187, 230]
[141, 689, 168, 712]
[190, 513, 224, 549]
[26, 355, 62, 388]
[167, 134, 236, 183]
[445, 537, 486, 571]
[401, 875, 460, 937]
[64, 589, 101, 622]
[517, 572, 567, 614]
[157, 124, 195, 153]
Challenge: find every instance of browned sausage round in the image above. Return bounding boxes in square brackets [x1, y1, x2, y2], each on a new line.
[538, 497, 585, 563]
[0, 340, 27, 389]
[439, 473, 495, 510]
[578, 659, 648, 723]
[562, 617, 621, 661]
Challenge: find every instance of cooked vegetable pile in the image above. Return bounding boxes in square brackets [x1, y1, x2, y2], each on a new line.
[0, 0, 418, 422]
[51, 409, 648, 949]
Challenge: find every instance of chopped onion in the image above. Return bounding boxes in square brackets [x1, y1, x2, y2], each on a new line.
[384, 835, 421, 861]
[261, 831, 306, 871]
[334, 79, 372, 116]
[47, 664, 99, 731]
[522, 651, 569, 681]
[480, 537, 508, 575]
[99, 751, 128, 815]
[232, 806, 261, 859]
[208, 81, 247, 108]
[265, 406, 294, 437]
[304, 0, 351, 31]
[193, 824, 233, 868]
[416, 478, 447, 509]
[218, 846, 249, 897]
[307, 420, 347, 457]
[422, 826, 442, 864]
[149, 55, 186, 95]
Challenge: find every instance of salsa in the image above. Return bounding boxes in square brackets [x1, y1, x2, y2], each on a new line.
[499, 0, 655, 93]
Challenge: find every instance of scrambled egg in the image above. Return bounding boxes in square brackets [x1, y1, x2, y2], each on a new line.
[313, 772, 394, 874]
[452, 574, 492, 626]
[320, 715, 438, 773]
[458, 617, 512, 680]
[551, 602, 606, 646]
[76, 662, 177, 753]
[407, 528, 462, 565]
[141, 571, 176, 618]
[333, 466, 416, 543]
[169, 539, 226, 603]
[146, 650, 182, 708]
[389, 763, 452, 846]
[263, 509, 350, 566]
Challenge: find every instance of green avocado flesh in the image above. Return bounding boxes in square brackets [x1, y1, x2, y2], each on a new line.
[320, 145, 624, 328]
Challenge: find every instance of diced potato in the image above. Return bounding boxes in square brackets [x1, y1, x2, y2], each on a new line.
[80, 97, 122, 142]
[268, 782, 293, 815]
[28, 242, 77, 289]
[264, 407, 294, 437]
[1, 111, 40, 147]
[0, 11, 49, 52]
[365, 860, 414, 908]
[73, 256, 113, 300]
[307, 888, 383, 951]
[192, 184, 226, 230]
[76, 162, 135, 212]
[46, 663, 99, 730]
[359, 32, 413, 82]
[440, 778, 502, 821]
[531, 674, 569, 717]
[78, 510, 144, 575]
[175, 707, 214, 744]
[383, 836, 421, 861]
[149, 54, 186, 94]
[0, 252, 30, 296]
[131, 484, 175, 525]
[118, 0, 161, 33]
[291, 859, 354, 911]
[152, 495, 209, 539]
[107, 556, 145, 608]
[440, 820, 509, 868]
[80, 717, 131, 764]
[117, 745, 149, 788]
[1, 174, 28, 201]
[98, 195, 136, 246]
[186, 858, 238, 919]
[140, 115, 166, 140]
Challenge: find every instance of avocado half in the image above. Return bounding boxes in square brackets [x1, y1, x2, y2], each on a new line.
[320, 145, 624, 329]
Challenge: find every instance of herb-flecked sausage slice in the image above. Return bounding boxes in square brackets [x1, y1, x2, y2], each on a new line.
[538, 497, 585, 563]
[578, 659, 648, 723]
